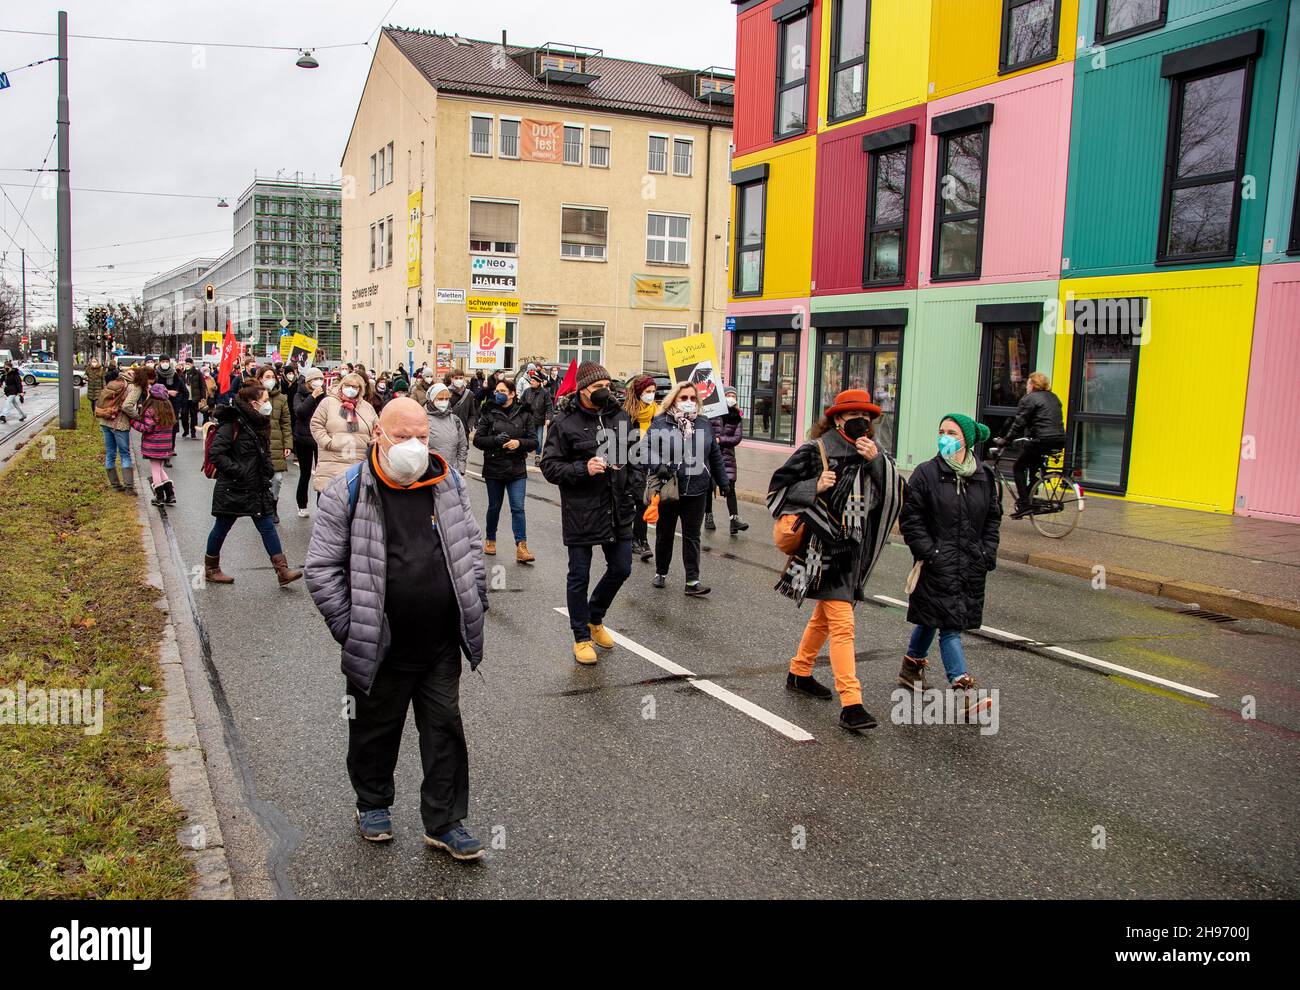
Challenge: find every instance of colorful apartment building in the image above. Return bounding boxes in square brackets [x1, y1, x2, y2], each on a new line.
[725, 0, 1299, 521]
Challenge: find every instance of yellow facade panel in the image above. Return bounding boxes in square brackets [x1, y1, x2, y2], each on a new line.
[818, 0, 931, 132]
[729, 137, 816, 302]
[929, 0, 1079, 102]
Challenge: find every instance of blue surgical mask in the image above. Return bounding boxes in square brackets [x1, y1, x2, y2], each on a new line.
[938, 434, 963, 458]
[493, 391, 508, 405]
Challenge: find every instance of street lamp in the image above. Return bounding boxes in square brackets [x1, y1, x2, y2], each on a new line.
[296, 50, 319, 69]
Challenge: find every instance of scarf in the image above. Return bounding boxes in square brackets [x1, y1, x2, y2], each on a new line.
[944, 451, 977, 494]
[668, 405, 695, 442]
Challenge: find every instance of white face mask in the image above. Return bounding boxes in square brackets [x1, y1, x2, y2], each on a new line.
[641, 391, 656, 405]
[676, 400, 697, 416]
[382, 434, 428, 485]
[262, 378, 276, 390]
[259, 401, 273, 415]
[452, 379, 464, 390]
[434, 399, 450, 412]
[342, 386, 359, 399]
[726, 396, 737, 408]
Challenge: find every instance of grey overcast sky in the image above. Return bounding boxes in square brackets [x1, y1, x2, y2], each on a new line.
[1, 0, 737, 327]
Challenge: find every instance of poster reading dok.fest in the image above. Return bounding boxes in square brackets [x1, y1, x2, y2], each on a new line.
[662, 333, 727, 419]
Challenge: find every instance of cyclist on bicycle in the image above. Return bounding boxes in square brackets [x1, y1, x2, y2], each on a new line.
[993, 372, 1066, 519]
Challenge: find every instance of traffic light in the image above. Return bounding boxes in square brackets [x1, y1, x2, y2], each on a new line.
[204, 283, 215, 303]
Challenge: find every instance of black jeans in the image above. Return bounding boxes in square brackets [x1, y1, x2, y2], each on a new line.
[655, 492, 707, 582]
[710, 479, 738, 518]
[1014, 438, 1065, 505]
[180, 401, 198, 437]
[566, 541, 633, 641]
[347, 648, 468, 835]
[632, 497, 648, 544]
[293, 439, 316, 510]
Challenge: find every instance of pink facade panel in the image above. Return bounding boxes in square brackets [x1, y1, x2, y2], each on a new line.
[919, 62, 1074, 287]
[1236, 263, 1300, 521]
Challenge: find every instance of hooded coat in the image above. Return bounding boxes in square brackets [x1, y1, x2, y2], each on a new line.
[265, 385, 293, 472]
[709, 407, 743, 483]
[85, 362, 105, 406]
[426, 391, 469, 475]
[309, 388, 379, 493]
[208, 399, 277, 518]
[541, 396, 640, 546]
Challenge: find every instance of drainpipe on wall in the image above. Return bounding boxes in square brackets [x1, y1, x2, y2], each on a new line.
[699, 122, 712, 339]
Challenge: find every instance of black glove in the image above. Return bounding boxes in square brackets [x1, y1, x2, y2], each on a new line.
[655, 464, 672, 481]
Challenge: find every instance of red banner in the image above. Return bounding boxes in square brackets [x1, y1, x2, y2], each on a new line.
[217, 320, 237, 394]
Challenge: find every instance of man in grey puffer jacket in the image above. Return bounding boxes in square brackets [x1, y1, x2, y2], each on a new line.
[304, 397, 488, 860]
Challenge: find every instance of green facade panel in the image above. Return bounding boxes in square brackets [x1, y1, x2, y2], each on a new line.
[1063, 0, 1290, 279]
[1078, 0, 1281, 49]
[1261, 0, 1300, 264]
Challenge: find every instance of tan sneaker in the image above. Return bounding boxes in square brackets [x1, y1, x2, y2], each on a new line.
[483, 540, 496, 556]
[573, 641, 598, 665]
[588, 623, 615, 650]
[516, 540, 535, 564]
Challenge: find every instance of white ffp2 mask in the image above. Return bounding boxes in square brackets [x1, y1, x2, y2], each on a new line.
[382, 435, 428, 485]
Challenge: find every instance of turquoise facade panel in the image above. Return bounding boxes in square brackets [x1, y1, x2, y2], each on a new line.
[1261, 0, 1299, 264]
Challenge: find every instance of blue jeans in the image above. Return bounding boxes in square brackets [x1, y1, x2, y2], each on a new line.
[206, 514, 283, 558]
[566, 541, 633, 641]
[907, 626, 968, 682]
[534, 423, 544, 453]
[484, 476, 527, 543]
[101, 426, 132, 469]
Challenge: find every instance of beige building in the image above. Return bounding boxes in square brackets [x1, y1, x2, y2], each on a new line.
[341, 28, 734, 380]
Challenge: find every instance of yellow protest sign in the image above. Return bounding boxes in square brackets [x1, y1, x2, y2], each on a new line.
[469, 317, 506, 370]
[662, 332, 726, 418]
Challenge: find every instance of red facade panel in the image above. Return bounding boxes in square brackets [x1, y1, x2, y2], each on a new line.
[734, 0, 821, 159]
[812, 106, 925, 296]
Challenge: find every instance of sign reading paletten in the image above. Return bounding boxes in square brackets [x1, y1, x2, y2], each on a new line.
[471, 255, 517, 291]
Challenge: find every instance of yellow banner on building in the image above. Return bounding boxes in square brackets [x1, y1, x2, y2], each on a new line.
[466, 295, 520, 315]
[202, 330, 222, 345]
[407, 190, 422, 288]
[631, 274, 691, 310]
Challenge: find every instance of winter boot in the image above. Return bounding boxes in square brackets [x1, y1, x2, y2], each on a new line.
[516, 540, 535, 564]
[271, 553, 303, 586]
[838, 703, 879, 732]
[898, 655, 933, 691]
[105, 467, 123, 491]
[120, 467, 138, 496]
[588, 623, 615, 650]
[729, 515, 748, 535]
[164, 481, 177, 504]
[150, 484, 166, 506]
[704, 512, 716, 531]
[483, 540, 496, 556]
[573, 641, 598, 665]
[950, 674, 993, 720]
[785, 672, 833, 699]
[204, 554, 234, 584]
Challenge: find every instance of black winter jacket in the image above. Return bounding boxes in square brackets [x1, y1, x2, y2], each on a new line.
[541, 397, 639, 546]
[1006, 388, 1065, 442]
[473, 399, 536, 481]
[291, 384, 324, 445]
[899, 454, 1002, 630]
[645, 413, 729, 499]
[3, 369, 22, 396]
[208, 400, 277, 519]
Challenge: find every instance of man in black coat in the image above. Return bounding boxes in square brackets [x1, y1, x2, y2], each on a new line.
[181, 356, 205, 438]
[1, 362, 26, 423]
[540, 362, 639, 666]
[993, 372, 1067, 516]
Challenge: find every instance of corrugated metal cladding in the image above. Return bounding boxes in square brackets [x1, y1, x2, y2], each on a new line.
[920, 62, 1074, 287]
[1063, 0, 1290, 279]
[1077, 0, 1280, 47]
[733, 0, 823, 158]
[812, 105, 925, 296]
[1054, 268, 1259, 515]
[1261, 0, 1300, 265]
[1237, 263, 1300, 520]
[730, 137, 818, 301]
[928, 0, 1079, 102]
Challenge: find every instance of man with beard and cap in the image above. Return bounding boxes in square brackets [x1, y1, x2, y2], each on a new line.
[304, 397, 488, 861]
[154, 355, 189, 464]
[541, 361, 642, 665]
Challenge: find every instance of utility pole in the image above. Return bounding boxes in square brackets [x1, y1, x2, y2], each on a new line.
[56, 10, 74, 429]
[20, 249, 27, 343]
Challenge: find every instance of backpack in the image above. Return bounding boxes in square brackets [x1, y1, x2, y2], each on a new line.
[202, 422, 237, 479]
[94, 385, 124, 421]
[342, 459, 463, 519]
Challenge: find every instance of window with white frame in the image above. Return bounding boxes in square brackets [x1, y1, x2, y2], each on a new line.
[590, 127, 610, 168]
[564, 125, 584, 165]
[386, 214, 394, 267]
[673, 137, 694, 176]
[561, 206, 609, 260]
[648, 135, 668, 173]
[646, 213, 690, 265]
[369, 154, 377, 194]
[558, 322, 604, 367]
[467, 317, 518, 370]
[500, 118, 520, 158]
[471, 115, 494, 156]
[642, 325, 686, 375]
[369, 222, 377, 269]
[469, 198, 519, 254]
[385, 142, 394, 184]
[375, 218, 387, 268]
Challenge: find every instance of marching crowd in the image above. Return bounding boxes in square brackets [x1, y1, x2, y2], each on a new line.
[86, 349, 1016, 863]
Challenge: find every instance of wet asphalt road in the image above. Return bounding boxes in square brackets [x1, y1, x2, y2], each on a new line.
[153, 436, 1300, 899]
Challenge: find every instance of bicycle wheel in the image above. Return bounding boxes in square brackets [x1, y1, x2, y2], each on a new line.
[1030, 472, 1083, 538]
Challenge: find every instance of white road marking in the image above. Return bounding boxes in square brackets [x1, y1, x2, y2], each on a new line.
[871, 595, 1219, 699]
[554, 607, 815, 743]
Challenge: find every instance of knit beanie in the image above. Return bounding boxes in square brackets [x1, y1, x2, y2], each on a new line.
[575, 361, 611, 391]
[631, 375, 656, 397]
[391, 377, 409, 393]
[940, 412, 990, 450]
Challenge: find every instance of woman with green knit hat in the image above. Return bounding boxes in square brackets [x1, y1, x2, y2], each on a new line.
[897, 412, 1002, 717]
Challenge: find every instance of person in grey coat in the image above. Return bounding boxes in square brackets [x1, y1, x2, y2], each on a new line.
[425, 382, 468, 475]
[304, 396, 488, 861]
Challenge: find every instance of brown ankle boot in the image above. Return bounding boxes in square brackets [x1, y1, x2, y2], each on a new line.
[271, 553, 302, 585]
[204, 554, 234, 584]
[898, 655, 932, 691]
[516, 540, 535, 564]
[483, 539, 496, 556]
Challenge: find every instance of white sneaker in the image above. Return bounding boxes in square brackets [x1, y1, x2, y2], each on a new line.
[297, 508, 310, 518]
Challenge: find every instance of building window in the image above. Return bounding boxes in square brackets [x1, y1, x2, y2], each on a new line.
[1159, 61, 1254, 263]
[471, 115, 493, 157]
[999, 0, 1060, 74]
[1096, 0, 1167, 44]
[500, 118, 520, 159]
[647, 213, 690, 265]
[642, 325, 686, 375]
[369, 222, 377, 270]
[699, 77, 734, 98]
[467, 317, 518, 370]
[1289, 156, 1300, 255]
[978, 322, 1036, 444]
[386, 214, 394, 267]
[561, 206, 609, 260]
[648, 135, 668, 173]
[815, 327, 902, 455]
[774, 9, 811, 138]
[468, 199, 519, 255]
[540, 54, 582, 74]
[829, 0, 870, 122]
[932, 126, 989, 280]
[864, 142, 910, 286]
[563, 125, 584, 166]
[385, 142, 394, 184]
[732, 330, 799, 444]
[558, 322, 604, 366]
[734, 180, 766, 296]
[369, 154, 377, 194]
[673, 138, 694, 176]
[590, 127, 610, 168]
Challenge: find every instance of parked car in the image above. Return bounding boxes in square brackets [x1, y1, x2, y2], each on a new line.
[20, 361, 85, 388]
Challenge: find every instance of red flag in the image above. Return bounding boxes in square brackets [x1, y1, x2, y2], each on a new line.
[217, 319, 237, 394]
[556, 358, 578, 398]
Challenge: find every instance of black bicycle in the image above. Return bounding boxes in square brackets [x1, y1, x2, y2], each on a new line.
[985, 437, 1084, 539]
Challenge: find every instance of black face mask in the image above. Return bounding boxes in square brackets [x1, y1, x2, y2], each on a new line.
[841, 416, 871, 441]
[588, 387, 610, 406]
